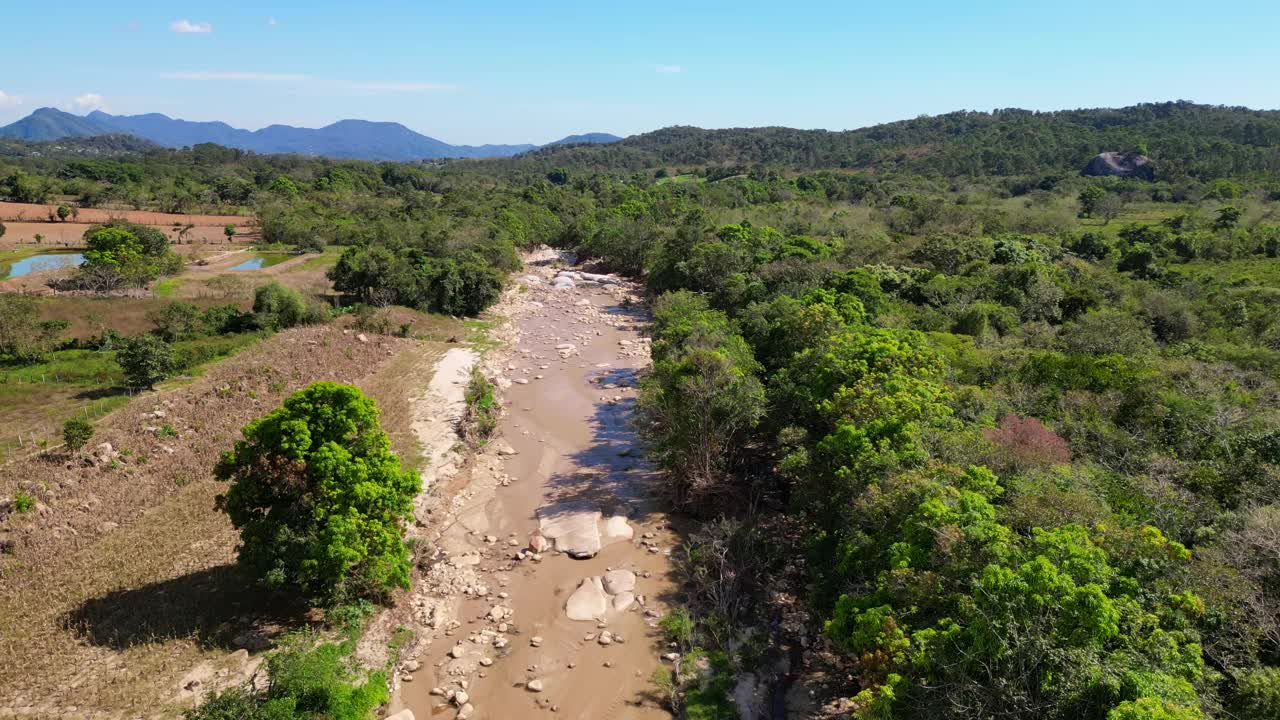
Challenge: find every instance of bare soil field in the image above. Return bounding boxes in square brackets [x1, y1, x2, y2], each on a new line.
[0, 322, 452, 719]
[0, 202, 259, 248]
[0, 202, 252, 227]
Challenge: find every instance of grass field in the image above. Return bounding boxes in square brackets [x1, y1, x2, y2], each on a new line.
[0, 332, 264, 460]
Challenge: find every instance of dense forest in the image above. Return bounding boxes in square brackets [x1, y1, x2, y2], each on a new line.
[3, 102, 1280, 720]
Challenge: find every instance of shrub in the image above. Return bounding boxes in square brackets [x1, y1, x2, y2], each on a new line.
[462, 367, 499, 443]
[215, 382, 417, 604]
[147, 302, 204, 341]
[983, 413, 1073, 473]
[116, 334, 176, 389]
[252, 281, 327, 331]
[62, 418, 94, 452]
[1232, 667, 1280, 720]
[0, 296, 67, 363]
[13, 492, 35, 513]
[184, 633, 387, 720]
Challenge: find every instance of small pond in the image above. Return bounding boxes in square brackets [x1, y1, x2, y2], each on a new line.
[5, 253, 85, 279]
[230, 253, 291, 271]
[231, 256, 268, 271]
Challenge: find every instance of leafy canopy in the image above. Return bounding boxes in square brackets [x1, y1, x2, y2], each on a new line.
[215, 382, 418, 604]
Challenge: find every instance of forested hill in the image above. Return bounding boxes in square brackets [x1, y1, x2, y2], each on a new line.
[497, 101, 1280, 179]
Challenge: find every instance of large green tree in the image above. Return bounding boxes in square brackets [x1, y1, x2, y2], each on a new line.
[215, 382, 418, 604]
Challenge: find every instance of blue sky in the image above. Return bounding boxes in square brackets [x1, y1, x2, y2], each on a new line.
[2, 1, 1278, 145]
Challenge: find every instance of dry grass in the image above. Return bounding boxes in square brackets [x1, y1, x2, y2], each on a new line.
[0, 320, 450, 718]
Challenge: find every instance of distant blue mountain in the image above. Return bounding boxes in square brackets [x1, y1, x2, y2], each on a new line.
[0, 108, 621, 161]
[546, 132, 623, 146]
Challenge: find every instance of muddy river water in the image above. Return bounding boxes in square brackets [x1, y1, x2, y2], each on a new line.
[394, 254, 678, 720]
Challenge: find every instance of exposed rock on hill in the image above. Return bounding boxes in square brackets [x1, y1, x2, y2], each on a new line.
[1083, 151, 1155, 180]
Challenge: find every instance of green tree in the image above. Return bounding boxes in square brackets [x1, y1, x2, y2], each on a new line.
[1079, 184, 1106, 218]
[116, 334, 176, 389]
[215, 382, 418, 603]
[224, 224, 237, 241]
[1214, 205, 1243, 231]
[62, 418, 94, 453]
[638, 292, 766, 510]
[56, 205, 71, 222]
[0, 297, 68, 363]
[147, 302, 204, 341]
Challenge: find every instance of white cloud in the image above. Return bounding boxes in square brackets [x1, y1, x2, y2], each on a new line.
[162, 70, 308, 82]
[655, 65, 684, 74]
[68, 93, 106, 112]
[169, 19, 213, 33]
[345, 81, 453, 93]
[267, 17, 278, 27]
[0, 90, 22, 108]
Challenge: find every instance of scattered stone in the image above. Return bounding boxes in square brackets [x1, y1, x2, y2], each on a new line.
[598, 631, 614, 646]
[602, 569, 636, 594]
[612, 591, 636, 612]
[527, 679, 545, 693]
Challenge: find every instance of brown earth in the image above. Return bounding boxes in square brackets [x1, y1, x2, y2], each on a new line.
[0, 202, 253, 227]
[0, 202, 259, 248]
[0, 322, 452, 719]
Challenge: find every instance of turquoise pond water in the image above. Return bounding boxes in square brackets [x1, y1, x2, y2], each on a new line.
[5, 253, 85, 278]
[230, 257, 267, 271]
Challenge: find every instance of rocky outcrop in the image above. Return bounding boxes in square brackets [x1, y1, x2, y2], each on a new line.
[1083, 151, 1155, 180]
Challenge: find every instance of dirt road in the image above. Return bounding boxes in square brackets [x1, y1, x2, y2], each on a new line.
[391, 251, 678, 720]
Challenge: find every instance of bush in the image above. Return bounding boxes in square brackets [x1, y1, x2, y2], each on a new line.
[116, 334, 176, 389]
[147, 302, 204, 341]
[13, 492, 34, 513]
[1232, 667, 1280, 719]
[215, 382, 417, 604]
[462, 367, 499, 443]
[983, 413, 1072, 473]
[0, 296, 67, 363]
[184, 633, 388, 720]
[62, 418, 94, 452]
[252, 281, 327, 331]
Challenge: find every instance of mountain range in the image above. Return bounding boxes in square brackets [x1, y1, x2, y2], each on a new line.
[0, 108, 621, 161]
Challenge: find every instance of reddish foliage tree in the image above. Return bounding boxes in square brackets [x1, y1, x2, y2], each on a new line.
[984, 413, 1072, 472]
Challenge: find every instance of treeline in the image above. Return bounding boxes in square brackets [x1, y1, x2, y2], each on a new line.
[478, 102, 1280, 180]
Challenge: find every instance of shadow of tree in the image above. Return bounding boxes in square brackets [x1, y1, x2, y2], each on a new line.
[64, 563, 308, 651]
